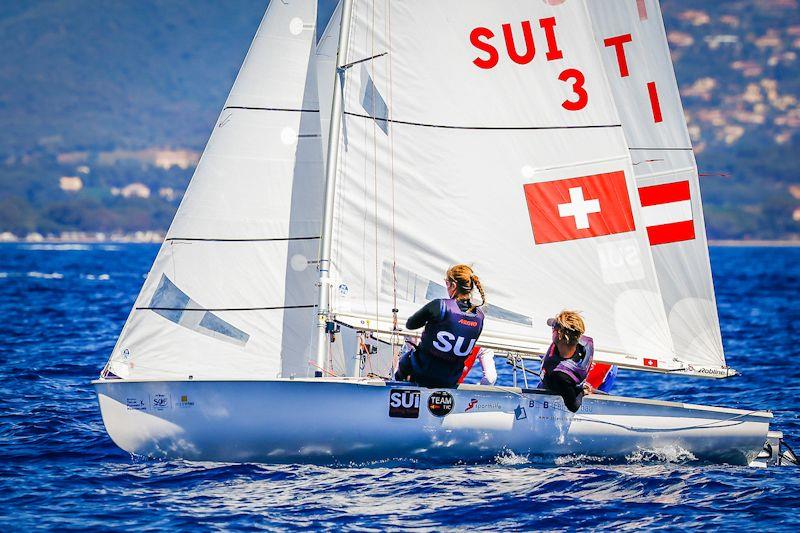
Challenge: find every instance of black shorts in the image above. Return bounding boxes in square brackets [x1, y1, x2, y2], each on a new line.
[543, 371, 585, 413]
[394, 349, 462, 389]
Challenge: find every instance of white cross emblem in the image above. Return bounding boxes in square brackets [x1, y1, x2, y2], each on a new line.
[558, 187, 601, 230]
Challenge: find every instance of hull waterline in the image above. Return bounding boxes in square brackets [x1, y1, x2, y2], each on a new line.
[93, 379, 771, 465]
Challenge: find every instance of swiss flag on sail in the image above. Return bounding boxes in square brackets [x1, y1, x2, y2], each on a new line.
[523, 171, 636, 245]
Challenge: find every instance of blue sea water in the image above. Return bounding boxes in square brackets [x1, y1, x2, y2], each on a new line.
[1, 243, 798, 530]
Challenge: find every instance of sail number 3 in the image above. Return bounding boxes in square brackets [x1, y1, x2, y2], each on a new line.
[469, 17, 588, 111]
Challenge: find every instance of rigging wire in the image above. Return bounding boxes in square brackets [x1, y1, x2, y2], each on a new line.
[370, 0, 379, 378]
[387, 0, 399, 378]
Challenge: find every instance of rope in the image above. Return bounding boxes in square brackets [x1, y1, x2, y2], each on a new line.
[358, 333, 375, 376]
[308, 359, 338, 377]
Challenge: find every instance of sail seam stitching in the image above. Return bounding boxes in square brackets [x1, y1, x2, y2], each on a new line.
[343, 111, 622, 130]
[164, 237, 320, 242]
[629, 147, 693, 151]
[223, 106, 320, 113]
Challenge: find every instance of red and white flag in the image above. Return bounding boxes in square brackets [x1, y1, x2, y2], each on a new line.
[643, 358, 658, 368]
[637, 180, 696, 246]
[523, 170, 636, 245]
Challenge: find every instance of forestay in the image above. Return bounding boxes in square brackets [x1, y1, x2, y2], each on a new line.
[586, 0, 726, 374]
[322, 0, 682, 373]
[105, 0, 323, 380]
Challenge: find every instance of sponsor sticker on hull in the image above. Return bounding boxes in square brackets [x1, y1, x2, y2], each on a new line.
[151, 393, 170, 412]
[176, 394, 195, 408]
[464, 398, 502, 413]
[428, 391, 455, 417]
[389, 389, 421, 419]
[126, 398, 146, 411]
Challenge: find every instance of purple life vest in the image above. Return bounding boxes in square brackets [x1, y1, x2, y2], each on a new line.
[417, 299, 485, 363]
[540, 335, 594, 385]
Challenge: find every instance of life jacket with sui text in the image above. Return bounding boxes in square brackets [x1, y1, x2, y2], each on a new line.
[416, 298, 485, 363]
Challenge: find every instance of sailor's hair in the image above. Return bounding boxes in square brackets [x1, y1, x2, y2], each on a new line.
[446, 264, 486, 313]
[552, 310, 585, 346]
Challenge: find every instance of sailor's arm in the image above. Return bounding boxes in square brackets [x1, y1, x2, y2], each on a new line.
[477, 348, 497, 385]
[405, 299, 441, 330]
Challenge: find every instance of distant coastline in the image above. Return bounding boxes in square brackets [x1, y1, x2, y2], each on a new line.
[1, 231, 797, 247]
[708, 239, 800, 247]
[0, 231, 164, 244]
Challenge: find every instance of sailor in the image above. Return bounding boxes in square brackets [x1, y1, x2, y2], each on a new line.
[538, 310, 594, 413]
[394, 264, 486, 388]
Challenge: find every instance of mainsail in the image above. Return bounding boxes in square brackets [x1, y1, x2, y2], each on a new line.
[319, 0, 685, 373]
[586, 0, 727, 374]
[316, 1, 342, 165]
[105, 0, 323, 380]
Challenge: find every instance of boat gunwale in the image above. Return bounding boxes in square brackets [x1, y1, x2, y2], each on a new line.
[91, 377, 773, 419]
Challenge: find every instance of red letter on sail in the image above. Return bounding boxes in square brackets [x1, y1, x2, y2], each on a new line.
[523, 171, 636, 244]
[471, 27, 499, 69]
[539, 17, 564, 61]
[647, 81, 664, 123]
[502, 21, 536, 65]
[603, 33, 633, 77]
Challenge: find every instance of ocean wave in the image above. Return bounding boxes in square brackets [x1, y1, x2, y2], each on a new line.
[494, 449, 530, 465]
[626, 446, 698, 464]
[555, 454, 613, 466]
[26, 271, 64, 279]
[1, 233, 798, 531]
[83, 274, 110, 280]
[23, 244, 91, 251]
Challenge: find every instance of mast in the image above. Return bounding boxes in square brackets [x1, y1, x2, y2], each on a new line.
[316, 0, 355, 372]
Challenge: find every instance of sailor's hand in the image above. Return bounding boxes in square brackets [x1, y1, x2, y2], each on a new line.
[582, 382, 594, 395]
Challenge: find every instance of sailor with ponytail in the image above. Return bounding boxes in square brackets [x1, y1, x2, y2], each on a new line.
[395, 264, 487, 388]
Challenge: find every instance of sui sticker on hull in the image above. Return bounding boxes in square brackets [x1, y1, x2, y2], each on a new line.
[389, 389, 421, 419]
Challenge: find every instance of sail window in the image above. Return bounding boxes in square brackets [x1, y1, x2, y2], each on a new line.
[397, 268, 533, 326]
[198, 312, 250, 346]
[361, 65, 389, 134]
[149, 275, 250, 347]
[150, 274, 190, 323]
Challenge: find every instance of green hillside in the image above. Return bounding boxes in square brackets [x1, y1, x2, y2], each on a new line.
[0, 0, 797, 239]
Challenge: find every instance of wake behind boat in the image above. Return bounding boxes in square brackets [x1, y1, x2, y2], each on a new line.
[94, 0, 783, 466]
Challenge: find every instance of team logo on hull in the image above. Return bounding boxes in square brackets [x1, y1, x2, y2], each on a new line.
[428, 391, 455, 417]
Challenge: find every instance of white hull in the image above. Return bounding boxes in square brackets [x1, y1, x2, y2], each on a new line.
[93, 379, 771, 465]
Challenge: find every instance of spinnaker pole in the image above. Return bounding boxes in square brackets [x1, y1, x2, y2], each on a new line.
[315, 0, 355, 373]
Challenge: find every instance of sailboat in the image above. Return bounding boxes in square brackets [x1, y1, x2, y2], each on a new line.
[94, 0, 778, 465]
